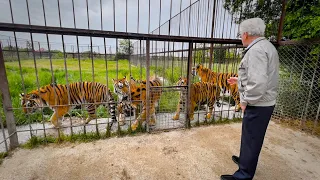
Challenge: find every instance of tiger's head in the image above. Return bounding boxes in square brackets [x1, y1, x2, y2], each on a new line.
[191, 64, 203, 76]
[20, 92, 43, 114]
[176, 77, 188, 86]
[112, 76, 130, 100]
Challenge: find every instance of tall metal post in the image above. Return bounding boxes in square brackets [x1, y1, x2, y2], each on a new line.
[186, 42, 193, 128]
[38, 42, 42, 59]
[146, 40, 151, 132]
[0, 42, 19, 149]
[209, 0, 217, 69]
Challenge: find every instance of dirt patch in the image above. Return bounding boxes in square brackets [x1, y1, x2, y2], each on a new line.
[1, 121, 320, 180]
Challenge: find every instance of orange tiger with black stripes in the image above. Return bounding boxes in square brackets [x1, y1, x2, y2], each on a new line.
[113, 76, 162, 130]
[20, 82, 117, 128]
[192, 64, 241, 111]
[173, 77, 221, 121]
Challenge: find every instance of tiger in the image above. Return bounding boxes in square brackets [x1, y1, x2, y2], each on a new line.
[172, 77, 221, 121]
[192, 64, 241, 111]
[20, 82, 117, 128]
[113, 76, 162, 130]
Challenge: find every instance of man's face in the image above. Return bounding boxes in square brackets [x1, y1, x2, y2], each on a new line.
[240, 32, 249, 47]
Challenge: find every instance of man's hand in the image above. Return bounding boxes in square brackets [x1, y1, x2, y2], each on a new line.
[241, 103, 247, 112]
[227, 77, 238, 86]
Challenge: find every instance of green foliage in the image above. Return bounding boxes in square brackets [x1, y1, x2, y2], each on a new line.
[2, 56, 242, 128]
[115, 52, 129, 60]
[22, 135, 56, 149]
[284, 1, 320, 40]
[22, 132, 103, 149]
[224, 0, 320, 40]
[2, 58, 193, 126]
[2, 59, 145, 126]
[51, 51, 64, 59]
[119, 39, 134, 55]
[224, 0, 282, 37]
[0, 152, 8, 165]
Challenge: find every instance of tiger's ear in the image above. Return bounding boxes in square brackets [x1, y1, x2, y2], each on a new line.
[20, 93, 25, 99]
[178, 76, 182, 80]
[112, 78, 115, 82]
[30, 94, 38, 99]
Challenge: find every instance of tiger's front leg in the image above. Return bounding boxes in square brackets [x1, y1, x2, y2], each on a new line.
[231, 88, 241, 112]
[189, 102, 196, 121]
[149, 105, 156, 126]
[173, 100, 182, 120]
[85, 104, 97, 124]
[50, 107, 69, 128]
[116, 103, 127, 126]
[205, 103, 215, 120]
[131, 104, 155, 131]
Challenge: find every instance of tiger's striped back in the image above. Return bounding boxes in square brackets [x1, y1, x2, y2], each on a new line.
[173, 77, 220, 120]
[192, 64, 241, 111]
[20, 82, 117, 127]
[113, 76, 162, 130]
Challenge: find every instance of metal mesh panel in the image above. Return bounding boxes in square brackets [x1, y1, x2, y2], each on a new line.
[273, 41, 320, 132]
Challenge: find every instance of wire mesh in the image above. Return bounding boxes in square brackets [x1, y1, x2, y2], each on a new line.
[273, 41, 320, 132]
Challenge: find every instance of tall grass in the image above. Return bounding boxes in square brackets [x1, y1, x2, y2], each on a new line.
[2, 58, 186, 126]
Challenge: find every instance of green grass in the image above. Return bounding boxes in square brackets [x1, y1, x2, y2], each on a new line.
[1, 58, 234, 127]
[22, 123, 148, 149]
[21, 116, 242, 150]
[0, 152, 8, 165]
[2, 59, 152, 126]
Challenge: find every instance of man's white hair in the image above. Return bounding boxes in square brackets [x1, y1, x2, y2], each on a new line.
[239, 18, 266, 37]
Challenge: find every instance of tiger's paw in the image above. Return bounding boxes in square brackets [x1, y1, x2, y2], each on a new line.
[119, 121, 126, 126]
[118, 114, 126, 126]
[51, 120, 62, 128]
[149, 119, 156, 126]
[131, 121, 139, 131]
[172, 114, 180, 120]
[235, 106, 241, 112]
[85, 117, 92, 124]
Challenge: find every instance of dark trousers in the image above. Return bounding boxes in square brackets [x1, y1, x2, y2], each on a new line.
[233, 105, 275, 180]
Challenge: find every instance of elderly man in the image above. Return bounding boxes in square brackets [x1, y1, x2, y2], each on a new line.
[221, 18, 279, 180]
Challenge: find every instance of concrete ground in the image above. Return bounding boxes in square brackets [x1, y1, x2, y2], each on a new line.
[0, 121, 320, 180]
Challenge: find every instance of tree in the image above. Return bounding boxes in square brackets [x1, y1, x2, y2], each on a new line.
[223, 0, 320, 40]
[119, 39, 133, 55]
[224, 0, 282, 38]
[115, 39, 134, 60]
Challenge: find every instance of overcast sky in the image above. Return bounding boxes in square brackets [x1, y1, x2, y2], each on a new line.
[0, 0, 238, 53]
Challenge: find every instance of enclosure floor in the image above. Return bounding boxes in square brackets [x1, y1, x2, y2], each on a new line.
[0, 103, 242, 152]
[1, 121, 320, 180]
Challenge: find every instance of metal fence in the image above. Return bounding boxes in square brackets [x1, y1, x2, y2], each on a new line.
[0, 0, 318, 154]
[273, 40, 320, 133]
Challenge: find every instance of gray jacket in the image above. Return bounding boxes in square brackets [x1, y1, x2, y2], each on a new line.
[238, 37, 279, 106]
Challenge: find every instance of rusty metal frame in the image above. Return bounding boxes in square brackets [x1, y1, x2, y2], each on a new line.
[0, 23, 242, 44]
[0, 42, 19, 149]
[186, 42, 193, 128]
[145, 40, 151, 132]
